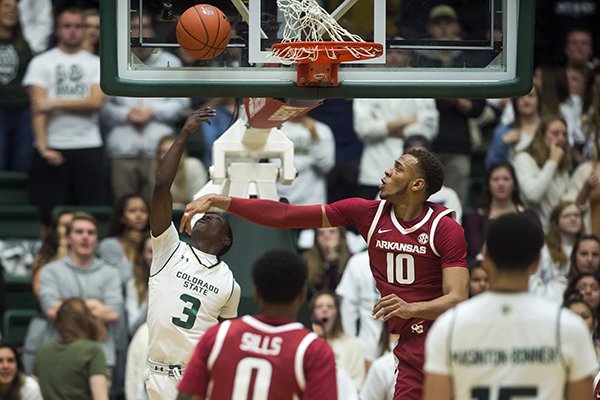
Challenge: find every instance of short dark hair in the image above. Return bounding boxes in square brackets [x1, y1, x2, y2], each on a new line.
[407, 148, 444, 196]
[252, 250, 307, 303]
[485, 213, 543, 270]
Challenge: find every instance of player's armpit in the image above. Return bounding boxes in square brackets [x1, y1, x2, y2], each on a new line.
[422, 373, 452, 400]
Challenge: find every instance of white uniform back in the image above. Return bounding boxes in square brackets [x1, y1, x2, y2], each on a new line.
[424, 292, 597, 400]
[148, 223, 240, 364]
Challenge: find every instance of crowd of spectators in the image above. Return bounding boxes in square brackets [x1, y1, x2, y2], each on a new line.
[2, 1, 600, 399]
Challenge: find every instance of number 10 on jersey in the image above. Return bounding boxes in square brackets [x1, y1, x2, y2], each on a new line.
[386, 253, 415, 285]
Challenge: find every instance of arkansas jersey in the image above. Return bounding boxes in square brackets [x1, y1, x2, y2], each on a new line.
[326, 198, 467, 334]
[179, 315, 337, 399]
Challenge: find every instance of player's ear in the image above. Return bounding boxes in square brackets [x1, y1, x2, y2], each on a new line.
[527, 255, 541, 275]
[412, 178, 426, 192]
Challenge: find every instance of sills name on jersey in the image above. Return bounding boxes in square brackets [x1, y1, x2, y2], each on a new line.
[240, 332, 282, 356]
[176, 271, 219, 296]
[451, 346, 559, 366]
[376, 239, 426, 254]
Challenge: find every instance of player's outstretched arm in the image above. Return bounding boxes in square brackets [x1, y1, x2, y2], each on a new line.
[150, 107, 215, 237]
[180, 195, 329, 235]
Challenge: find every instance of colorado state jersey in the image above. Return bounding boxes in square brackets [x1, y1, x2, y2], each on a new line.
[179, 315, 338, 399]
[325, 198, 467, 334]
[148, 223, 241, 364]
[424, 292, 598, 400]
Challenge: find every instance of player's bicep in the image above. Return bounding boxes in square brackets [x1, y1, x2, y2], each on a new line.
[441, 267, 469, 299]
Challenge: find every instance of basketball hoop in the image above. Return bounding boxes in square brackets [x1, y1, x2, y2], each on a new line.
[272, 41, 383, 87]
[271, 0, 384, 87]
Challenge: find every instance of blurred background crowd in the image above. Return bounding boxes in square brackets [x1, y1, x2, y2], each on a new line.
[2, 0, 600, 399]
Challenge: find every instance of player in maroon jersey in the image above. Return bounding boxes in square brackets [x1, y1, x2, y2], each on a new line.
[176, 250, 337, 400]
[179, 148, 469, 400]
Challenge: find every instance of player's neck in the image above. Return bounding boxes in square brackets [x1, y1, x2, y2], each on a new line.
[392, 200, 424, 222]
[489, 273, 529, 292]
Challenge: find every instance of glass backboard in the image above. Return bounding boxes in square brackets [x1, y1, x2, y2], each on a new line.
[100, 0, 534, 98]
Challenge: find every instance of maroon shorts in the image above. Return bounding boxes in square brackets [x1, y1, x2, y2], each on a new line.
[392, 319, 433, 400]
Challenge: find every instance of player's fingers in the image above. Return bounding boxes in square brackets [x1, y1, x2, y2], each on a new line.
[179, 213, 190, 233]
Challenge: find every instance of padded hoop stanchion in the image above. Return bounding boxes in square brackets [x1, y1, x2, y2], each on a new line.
[272, 41, 383, 87]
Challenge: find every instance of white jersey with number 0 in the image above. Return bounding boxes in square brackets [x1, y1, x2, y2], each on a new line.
[424, 291, 597, 400]
[148, 223, 240, 365]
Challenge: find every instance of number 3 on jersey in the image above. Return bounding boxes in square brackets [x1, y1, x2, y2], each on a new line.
[386, 252, 415, 284]
[172, 293, 201, 329]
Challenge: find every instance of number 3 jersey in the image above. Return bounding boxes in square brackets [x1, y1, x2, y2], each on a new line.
[325, 198, 467, 335]
[148, 223, 241, 365]
[178, 315, 338, 399]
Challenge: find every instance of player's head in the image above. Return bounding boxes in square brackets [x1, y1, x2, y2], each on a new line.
[191, 212, 233, 257]
[406, 148, 444, 197]
[484, 213, 543, 272]
[252, 250, 307, 305]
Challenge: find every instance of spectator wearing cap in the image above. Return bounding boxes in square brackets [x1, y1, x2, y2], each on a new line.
[412, 5, 465, 68]
[403, 135, 463, 223]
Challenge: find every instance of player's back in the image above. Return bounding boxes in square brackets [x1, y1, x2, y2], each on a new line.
[207, 315, 325, 399]
[436, 292, 595, 400]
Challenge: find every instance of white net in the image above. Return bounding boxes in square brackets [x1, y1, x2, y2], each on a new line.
[273, 0, 381, 62]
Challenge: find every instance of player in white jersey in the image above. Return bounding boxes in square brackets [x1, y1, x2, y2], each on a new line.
[423, 213, 597, 400]
[146, 108, 241, 400]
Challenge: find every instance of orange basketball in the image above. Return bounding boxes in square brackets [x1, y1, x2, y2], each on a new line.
[176, 4, 231, 61]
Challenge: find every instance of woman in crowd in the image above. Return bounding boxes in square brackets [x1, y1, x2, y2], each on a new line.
[150, 134, 207, 209]
[485, 87, 541, 169]
[33, 297, 108, 400]
[310, 290, 366, 391]
[303, 227, 352, 298]
[564, 272, 600, 322]
[124, 233, 151, 336]
[463, 161, 540, 259]
[529, 202, 583, 300]
[0, 341, 42, 399]
[513, 115, 572, 231]
[98, 193, 149, 286]
[567, 129, 600, 238]
[569, 235, 600, 279]
[563, 296, 600, 361]
[30, 210, 73, 298]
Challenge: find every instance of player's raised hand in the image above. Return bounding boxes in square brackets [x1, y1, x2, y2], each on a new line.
[372, 293, 415, 321]
[180, 107, 217, 136]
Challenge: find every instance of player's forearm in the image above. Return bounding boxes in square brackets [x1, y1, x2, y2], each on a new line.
[228, 197, 324, 229]
[155, 131, 191, 190]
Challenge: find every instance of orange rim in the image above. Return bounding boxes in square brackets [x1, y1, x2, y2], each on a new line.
[271, 41, 383, 63]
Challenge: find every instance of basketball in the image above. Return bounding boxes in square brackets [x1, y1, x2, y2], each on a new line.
[176, 4, 231, 61]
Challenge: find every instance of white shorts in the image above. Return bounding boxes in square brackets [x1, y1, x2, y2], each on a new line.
[145, 367, 182, 400]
